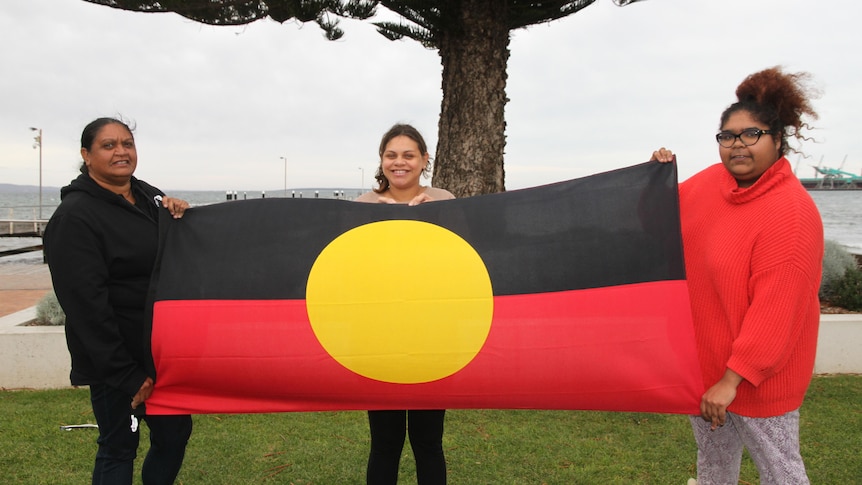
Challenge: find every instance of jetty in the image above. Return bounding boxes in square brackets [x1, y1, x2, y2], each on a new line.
[797, 157, 862, 190]
[0, 219, 48, 237]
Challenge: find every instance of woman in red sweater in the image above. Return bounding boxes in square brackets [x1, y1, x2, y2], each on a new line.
[652, 67, 823, 485]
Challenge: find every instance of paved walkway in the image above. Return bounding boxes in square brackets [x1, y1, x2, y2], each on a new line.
[0, 256, 52, 317]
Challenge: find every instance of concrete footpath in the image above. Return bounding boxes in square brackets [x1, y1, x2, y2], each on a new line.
[0, 257, 52, 318]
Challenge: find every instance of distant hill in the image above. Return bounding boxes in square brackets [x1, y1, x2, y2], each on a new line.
[0, 183, 362, 196]
[0, 184, 61, 194]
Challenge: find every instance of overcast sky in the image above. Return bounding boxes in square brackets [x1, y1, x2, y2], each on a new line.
[1, 0, 860, 193]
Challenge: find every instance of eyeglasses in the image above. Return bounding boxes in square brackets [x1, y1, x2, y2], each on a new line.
[715, 128, 774, 148]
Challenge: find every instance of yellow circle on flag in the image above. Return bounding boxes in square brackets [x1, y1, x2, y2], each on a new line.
[306, 220, 493, 384]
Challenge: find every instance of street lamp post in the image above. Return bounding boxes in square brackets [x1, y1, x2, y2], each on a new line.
[29, 127, 42, 220]
[280, 156, 287, 197]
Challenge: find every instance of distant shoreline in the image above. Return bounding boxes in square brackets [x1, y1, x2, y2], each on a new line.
[2, 185, 860, 255]
[0, 183, 363, 194]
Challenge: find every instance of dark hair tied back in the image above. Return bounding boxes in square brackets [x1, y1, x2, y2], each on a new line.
[80, 117, 134, 151]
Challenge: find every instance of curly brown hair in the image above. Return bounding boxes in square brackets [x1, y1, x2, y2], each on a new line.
[720, 66, 820, 156]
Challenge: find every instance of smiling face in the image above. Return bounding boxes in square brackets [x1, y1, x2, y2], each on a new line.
[81, 122, 137, 189]
[381, 135, 429, 191]
[718, 110, 781, 188]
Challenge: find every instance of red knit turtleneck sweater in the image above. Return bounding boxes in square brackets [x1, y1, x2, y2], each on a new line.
[679, 157, 823, 417]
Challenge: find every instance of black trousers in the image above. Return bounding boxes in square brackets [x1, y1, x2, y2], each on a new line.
[366, 409, 446, 485]
[89, 383, 193, 485]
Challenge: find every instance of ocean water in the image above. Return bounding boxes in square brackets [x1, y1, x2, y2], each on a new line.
[0, 187, 361, 222]
[1, 187, 861, 254]
[808, 191, 862, 253]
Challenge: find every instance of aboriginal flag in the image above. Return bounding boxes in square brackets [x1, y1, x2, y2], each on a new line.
[146, 161, 703, 415]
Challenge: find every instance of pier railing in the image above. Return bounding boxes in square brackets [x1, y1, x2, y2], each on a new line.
[0, 220, 49, 237]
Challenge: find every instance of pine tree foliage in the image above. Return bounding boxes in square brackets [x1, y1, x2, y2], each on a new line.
[372, 1, 601, 48]
[84, 1, 379, 40]
[82, 0, 646, 195]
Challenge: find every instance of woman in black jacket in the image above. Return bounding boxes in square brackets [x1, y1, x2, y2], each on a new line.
[44, 117, 193, 484]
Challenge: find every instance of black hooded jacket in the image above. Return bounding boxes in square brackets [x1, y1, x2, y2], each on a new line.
[44, 173, 166, 396]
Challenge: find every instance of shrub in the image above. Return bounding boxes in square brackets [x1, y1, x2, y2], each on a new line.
[820, 240, 858, 299]
[828, 267, 862, 312]
[34, 291, 65, 326]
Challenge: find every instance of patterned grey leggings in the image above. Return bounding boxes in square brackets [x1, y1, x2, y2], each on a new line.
[690, 409, 809, 485]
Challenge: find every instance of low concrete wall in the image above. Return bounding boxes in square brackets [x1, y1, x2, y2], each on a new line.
[0, 307, 70, 389]
[0, 310, 859, 390]
[814, 315, 862, 374]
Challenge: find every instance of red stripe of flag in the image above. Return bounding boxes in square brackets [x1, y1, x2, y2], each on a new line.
[149, 280, 700, 414]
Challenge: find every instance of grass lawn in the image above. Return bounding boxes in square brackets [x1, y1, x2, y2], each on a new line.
[1, 375, 859, 484]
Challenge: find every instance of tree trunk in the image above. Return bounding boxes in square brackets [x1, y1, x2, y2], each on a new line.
[434, 0, 509, 197]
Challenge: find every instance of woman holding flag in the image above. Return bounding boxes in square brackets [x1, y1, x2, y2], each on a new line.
[44, 117, 193, 484]
[651, 67, 823, 484]
[356, 123, 454, 484]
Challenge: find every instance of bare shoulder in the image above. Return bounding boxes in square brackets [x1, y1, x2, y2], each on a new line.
[354, 191, 380, 203]
[426, 187, 456, 200]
